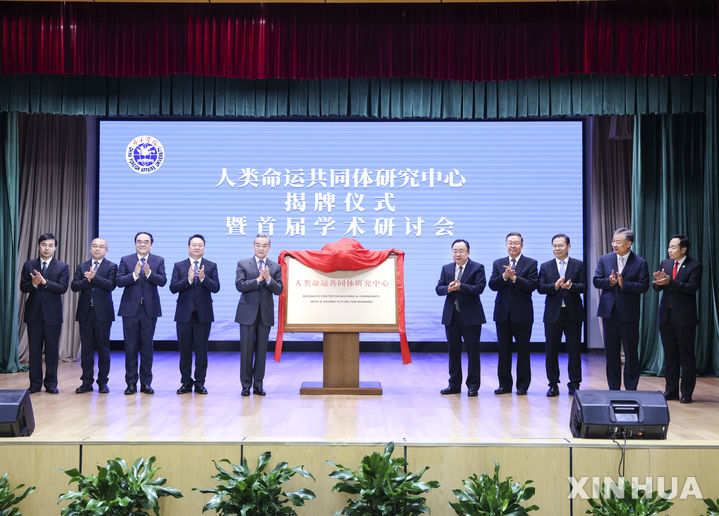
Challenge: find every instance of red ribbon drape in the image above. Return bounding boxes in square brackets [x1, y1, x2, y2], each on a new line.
[275, 238, 410, 365]
[2, 2, 718, 81]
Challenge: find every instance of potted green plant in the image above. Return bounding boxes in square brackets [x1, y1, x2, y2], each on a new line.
[195, 451, 315, 515]
[327, 441, 440, 515]
[57, 456, 182, 515]
[449, 461, 538, 515]
[585, 476, 672, 515]
[703, 497, 719, 515]
[0, 473, 35, 516]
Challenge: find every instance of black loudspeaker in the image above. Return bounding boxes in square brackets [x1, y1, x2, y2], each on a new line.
[569, 390, 669, 439]
[0, 390, 35, 437]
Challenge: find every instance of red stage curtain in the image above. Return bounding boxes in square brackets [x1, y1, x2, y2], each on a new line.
[1, 1, 717, 81]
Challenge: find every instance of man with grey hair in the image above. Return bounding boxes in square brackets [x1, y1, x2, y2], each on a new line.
[593, 227, 650, 390]
[235, 234, 283, 396]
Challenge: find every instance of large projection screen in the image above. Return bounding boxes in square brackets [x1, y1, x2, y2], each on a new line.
[98, 120, 584, 343]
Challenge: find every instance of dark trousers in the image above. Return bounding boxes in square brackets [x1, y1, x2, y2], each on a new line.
[26, 321, 61, 390]
[239, 312, 270, 389]
[544, 309, 582, 389]
[445, 311, 481, 390]
[602, 317, 640, 390]
[122, 308, 157, 386]
[177, 311, 211, 385]
[496, 321, 532, 391]
[79, 307, 112, 386]
[659, 310, 697, 399]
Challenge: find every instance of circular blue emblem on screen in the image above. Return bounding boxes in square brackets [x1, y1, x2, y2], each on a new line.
[126, 136, 165, 174]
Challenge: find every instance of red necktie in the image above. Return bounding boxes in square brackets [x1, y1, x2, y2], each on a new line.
[672, 261, 679, 279]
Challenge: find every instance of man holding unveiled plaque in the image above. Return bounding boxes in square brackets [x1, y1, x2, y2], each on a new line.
[436, 239, 487, 397]
[235, 234, 283, 397]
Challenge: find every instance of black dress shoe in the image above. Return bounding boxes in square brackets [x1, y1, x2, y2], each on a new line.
[28, 386, 41, 394]
[516, 389, 528, 395]
[546, 386, 559, 397]
[194, 384, 208, 395]
[98, 384, 110, 394]
[467, 389, 478, 397]
[680, 396, 693, 404]
[140, 384, 154, 395]
[45, 387, 59, 394]
[177, 383, 193, 395]
[494, 387, 511, 395]
[440, 387, 460, 395]
[663, 391, 679, 401]
[253, 387, 267, 396]
[124, 384, 137, 395]
[568, 386, 578, 396]
[76, 384, 93, 394]
[241, 387, 251, 397]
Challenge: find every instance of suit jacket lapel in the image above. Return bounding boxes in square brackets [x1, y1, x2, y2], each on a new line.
[547, 260, 558, 281]
[45, 258, 56, 277]
[249, 258, 260, 279]
[565, 258, 575, 279]
[675, 257, 690, 280]
[463, 259, 472, 276]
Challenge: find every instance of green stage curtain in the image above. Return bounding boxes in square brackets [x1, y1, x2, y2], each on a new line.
[632, 114, 718, 375]
[0, 74, 712, 119]
[0, 112, 25, 372]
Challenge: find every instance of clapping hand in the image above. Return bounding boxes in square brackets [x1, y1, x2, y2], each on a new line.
[653, 269, 670, 286]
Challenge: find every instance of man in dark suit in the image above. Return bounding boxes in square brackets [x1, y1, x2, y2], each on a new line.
[170, 234, 220, 395]
[652, 234, 702, 403]
[70, 238, 117, 394]
[235, 233, 283, 396]
[435, 239, 486, 397]
[117, 231, 167, 395]
[537, 234, 586, 397]
[593, 227, 650, 390]
[19, 233, 70, 394]
[488, 232, 538, 395]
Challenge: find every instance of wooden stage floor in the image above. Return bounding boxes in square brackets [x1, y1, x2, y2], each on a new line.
[1, 350, 718, 443]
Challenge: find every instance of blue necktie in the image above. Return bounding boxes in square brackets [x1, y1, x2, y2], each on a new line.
[510, 258, 516, 269]
[41, 261, 47, 276]
[559, 260, 566, 307]
[193, 260, 199, 283]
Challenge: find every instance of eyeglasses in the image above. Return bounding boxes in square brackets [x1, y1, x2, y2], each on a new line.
[136, 240, 151, 245]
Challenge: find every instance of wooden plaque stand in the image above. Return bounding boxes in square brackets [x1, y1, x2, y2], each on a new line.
[299, 332, 382, 395]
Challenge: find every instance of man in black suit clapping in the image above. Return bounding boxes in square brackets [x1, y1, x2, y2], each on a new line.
[537, 234, 586, 397]
[652, 234, 702, 404]
[71, 238, 117, 394]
